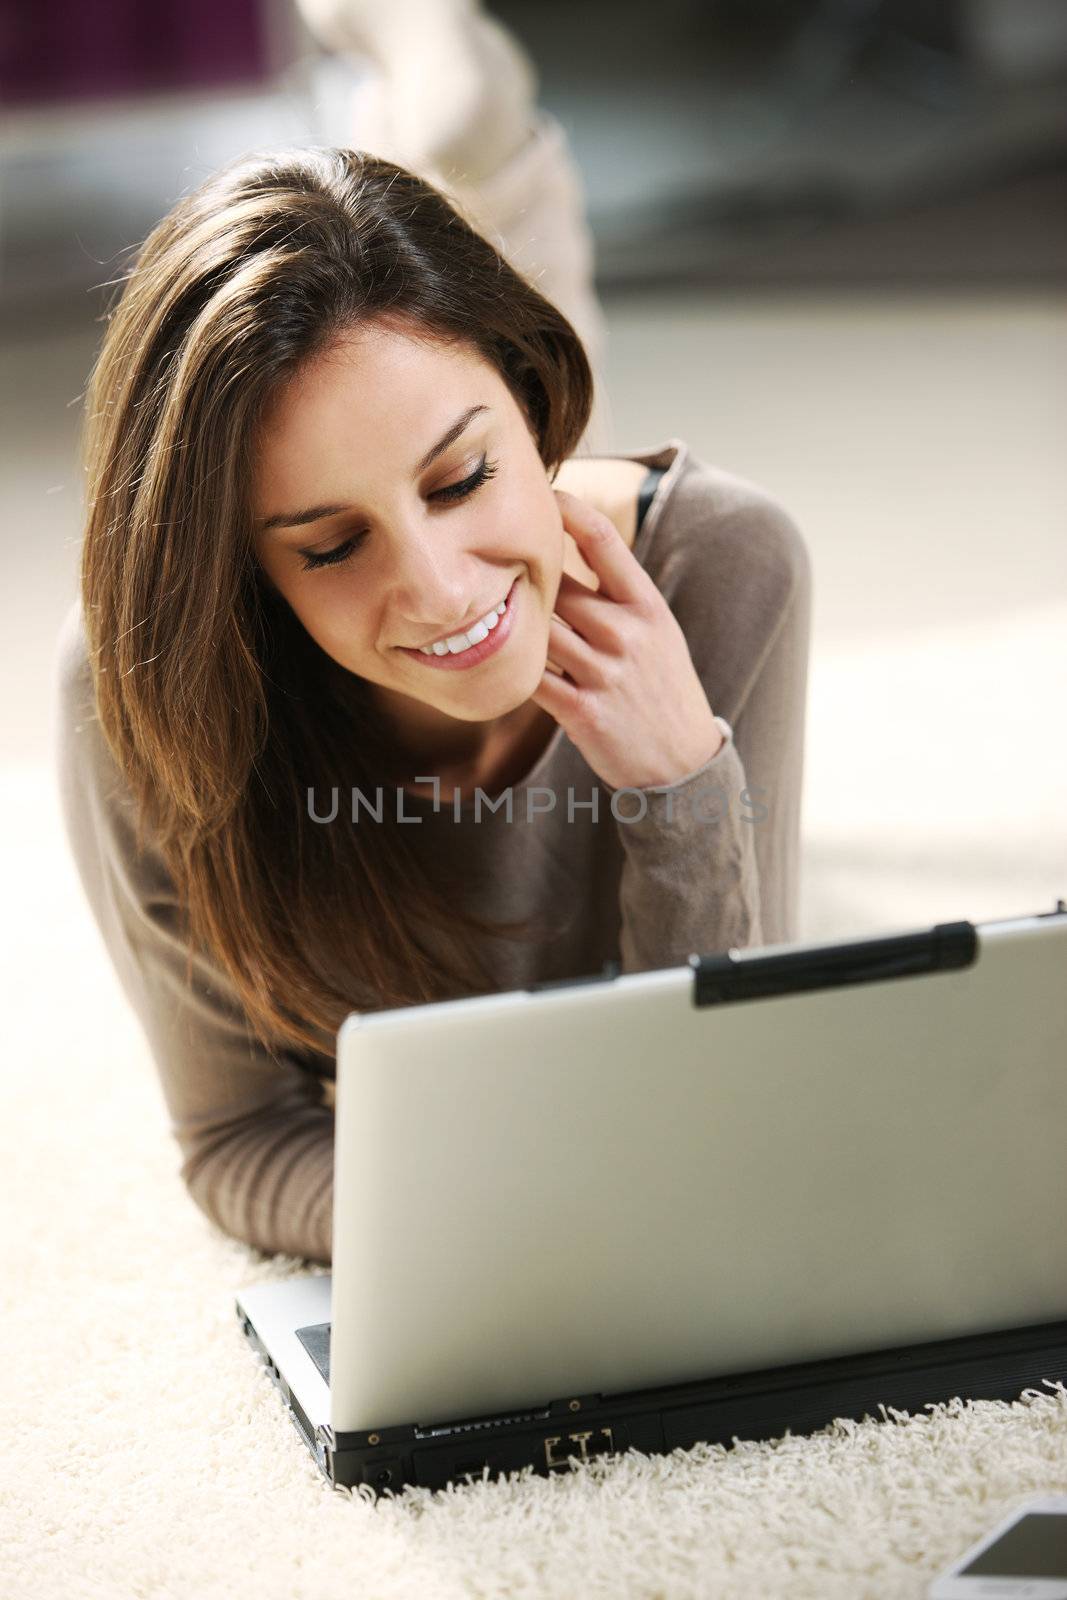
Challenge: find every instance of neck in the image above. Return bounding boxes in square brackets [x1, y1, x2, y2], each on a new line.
[382, 696, 556, 800]
[305, 642, 556, 799]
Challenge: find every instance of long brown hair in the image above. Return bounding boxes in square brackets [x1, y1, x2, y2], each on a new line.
[79, 145, 594, 1059]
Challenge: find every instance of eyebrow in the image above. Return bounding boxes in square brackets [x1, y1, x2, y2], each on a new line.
[257, 403, 490, 534]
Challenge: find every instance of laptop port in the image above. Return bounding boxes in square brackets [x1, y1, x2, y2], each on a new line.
[543, 1426, 614, 1470]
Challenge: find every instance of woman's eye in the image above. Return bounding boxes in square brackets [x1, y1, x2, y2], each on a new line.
[432, 453, 499, 503]
[298, 454, 499, 572]
[299, 534, 364, 572]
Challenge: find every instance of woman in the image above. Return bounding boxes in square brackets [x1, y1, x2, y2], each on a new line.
[55, 146, 811, 1266]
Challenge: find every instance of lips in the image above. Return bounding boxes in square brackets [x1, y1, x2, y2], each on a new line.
[397, 575, 520, 669]
[410, 578, 517, 651]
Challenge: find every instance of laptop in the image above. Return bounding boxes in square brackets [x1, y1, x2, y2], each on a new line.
[235, 900, 1067, 1496]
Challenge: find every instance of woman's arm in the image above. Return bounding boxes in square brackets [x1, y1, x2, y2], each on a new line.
[531, 468, 812, 965]
[53, 602, 337, 1265]
[608, 725, 764, 971]
[609, 474, 812, 963]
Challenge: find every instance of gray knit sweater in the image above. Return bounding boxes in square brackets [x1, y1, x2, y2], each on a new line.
[54, 439, 811, 1265]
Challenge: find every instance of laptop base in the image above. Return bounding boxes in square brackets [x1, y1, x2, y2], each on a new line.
[235, 1306, 1067, 1497]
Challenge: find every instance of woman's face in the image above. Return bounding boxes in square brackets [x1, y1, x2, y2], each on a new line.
[252, 319, 566, 758]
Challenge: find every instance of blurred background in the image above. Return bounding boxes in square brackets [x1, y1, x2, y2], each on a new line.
[3, 0, 1066, 967]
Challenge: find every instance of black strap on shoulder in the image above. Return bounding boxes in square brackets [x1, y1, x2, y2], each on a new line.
[635, 464, 667, 536]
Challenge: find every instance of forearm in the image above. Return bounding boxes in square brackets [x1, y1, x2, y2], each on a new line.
[612, 724, 763, 974]
[178, 1099, 335, 1265]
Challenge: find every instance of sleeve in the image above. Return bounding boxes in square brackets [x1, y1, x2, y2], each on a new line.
[608, 465, 812, 969]
[52, 601, 337, 1265]
[609, 722, 763, 973]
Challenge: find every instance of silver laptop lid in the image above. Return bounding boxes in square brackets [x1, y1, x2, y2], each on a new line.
[330, 910, 1067, 1433]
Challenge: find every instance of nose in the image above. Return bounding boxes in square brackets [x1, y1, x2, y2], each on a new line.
[384, 524, 485, 644]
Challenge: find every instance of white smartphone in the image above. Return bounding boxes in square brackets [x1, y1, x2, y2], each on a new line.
[929, 1495, 1067, 1598]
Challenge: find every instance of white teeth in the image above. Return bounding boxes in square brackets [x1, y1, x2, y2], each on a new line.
[417, 594, 509, 656]
[452, 619, 489, 651]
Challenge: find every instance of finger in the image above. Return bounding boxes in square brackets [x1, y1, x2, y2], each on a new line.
[544, 613, 603, 684]
[529, 665, 584, 720]
[552, 488, 651, 609]
[550, 571, 613, 639]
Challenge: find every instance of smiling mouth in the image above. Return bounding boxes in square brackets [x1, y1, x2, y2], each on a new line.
[407, 578, 518, 652]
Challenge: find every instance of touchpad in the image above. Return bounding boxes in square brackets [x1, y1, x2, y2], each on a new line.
[295, 1321, 331, 1383]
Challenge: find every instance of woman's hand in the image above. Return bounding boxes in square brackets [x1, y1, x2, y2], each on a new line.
[528, 488, 724, 791]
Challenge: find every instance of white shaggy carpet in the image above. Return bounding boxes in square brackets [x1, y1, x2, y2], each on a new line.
[6, 286, 1065, 1598]
[4, 732, 1067, 1600]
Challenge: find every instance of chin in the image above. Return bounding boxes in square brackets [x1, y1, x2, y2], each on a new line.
[438, 679, 531, 720]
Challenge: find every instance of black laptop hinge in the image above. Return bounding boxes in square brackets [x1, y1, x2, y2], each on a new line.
[689, 920, 978, 1007]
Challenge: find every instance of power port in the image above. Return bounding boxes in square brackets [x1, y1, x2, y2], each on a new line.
[375, 1468, 393, 1487]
